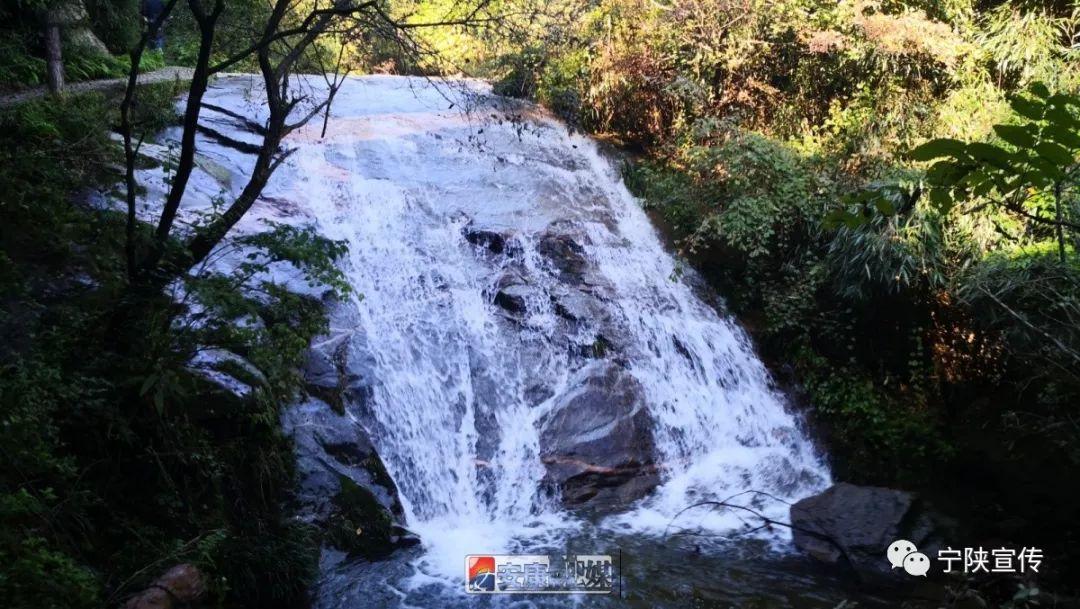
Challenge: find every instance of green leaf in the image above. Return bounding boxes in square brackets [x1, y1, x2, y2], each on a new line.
[966, 142, 1015, 169]
[1045, 105, 1080, 132]
[926, 159, 969, 186]
[1047, 92, 1080, 110]
[928, 188, 953, 211]
[140, 373, 158, 397]
[1044, 125, 1080, 150]
[972, 177, 996, 198]
[1020, 168, 1055, 189]
[908, 138, 966, 162]
[1028, 82, 1051, 99]
[873, 198, 896, 215]
[823, 208, 855, 230]
[1010, 96, 1045, 121]
[1035, 141, 1074, 166]
[993, 124, 1037, 149]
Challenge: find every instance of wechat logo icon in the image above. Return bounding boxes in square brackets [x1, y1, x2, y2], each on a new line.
[887, 539, 930, 577]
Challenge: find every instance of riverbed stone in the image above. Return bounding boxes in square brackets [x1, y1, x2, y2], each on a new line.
[790, 482, 951, 583]
[539, 362, 659, 511]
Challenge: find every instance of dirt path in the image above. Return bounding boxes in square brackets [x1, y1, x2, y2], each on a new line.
[0, 66, 194, 108]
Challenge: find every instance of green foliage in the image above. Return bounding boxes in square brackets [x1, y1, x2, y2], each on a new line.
[908, 85, 1079, 217]
[684, 128, 821, 261]
[236, 222, 352, 296]
[0, 93, 118, 267]
[826, 201, 950, 300]
[62, 40, 130, 81]
[212, 521, 318, 607]
[1, 534, 101, 609]
[0, 33, 47, 87]
[797, 350, 949, 484]
[325, 477, 395, 559]
[0, 84, 347, 609]
[84, 0, 143, 54]
[831, 83, 1080, 266]
[976, 4, 1079, 89]
[958, 249, 1080, 392]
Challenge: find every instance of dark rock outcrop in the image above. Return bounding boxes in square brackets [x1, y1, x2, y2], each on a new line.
[790, 482, 951, 583]
[301, 334, 353, 414]
[464, 227, 508, 255]
[494, 284, 530, 314]
[186, 348, 268, 409]
[538, 232, 588, 281]
[282, 398, 415, 558]
[490, 270, 539, 318]
[539, 362, 659, 511]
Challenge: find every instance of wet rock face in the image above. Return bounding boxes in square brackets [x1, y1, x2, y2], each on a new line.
[282, 398, 416, 558]
[464, 227, 508, 255]
[283, 398, 403, 519]
[493, 275, 532, 315]
[790, 483, 951, 584]
[460, 222, 659, 511]
[538, 232, 588, 282]
[539, 362, 659, 511]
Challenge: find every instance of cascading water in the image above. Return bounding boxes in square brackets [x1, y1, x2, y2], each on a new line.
[150, 74, 833, 607]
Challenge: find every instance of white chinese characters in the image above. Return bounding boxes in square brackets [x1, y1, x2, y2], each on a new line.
[937, 547, 1042, 574]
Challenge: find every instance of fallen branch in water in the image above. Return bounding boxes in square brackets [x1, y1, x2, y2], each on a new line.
[664, 489, 850, 564]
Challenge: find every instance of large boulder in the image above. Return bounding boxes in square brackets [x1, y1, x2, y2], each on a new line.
[123, 564, 206, 609]
[282, 398, 417, 558]
[790, 483, 951, 583]
[46, 1, 111, 55]
[538, 231, 588, 283]
[539, 362, 659, 511]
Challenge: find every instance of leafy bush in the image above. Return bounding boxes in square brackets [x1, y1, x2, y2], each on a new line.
[0, 82, 349, 609]
[84, 0, 142, 54]
[0, 33, 47, 88]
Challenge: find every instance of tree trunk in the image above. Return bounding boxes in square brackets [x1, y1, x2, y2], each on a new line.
[44, 22, 64, 94]
[1055, 181, 1065, 263]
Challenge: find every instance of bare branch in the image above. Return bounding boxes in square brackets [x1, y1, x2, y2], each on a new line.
[121, 0, 181, 279]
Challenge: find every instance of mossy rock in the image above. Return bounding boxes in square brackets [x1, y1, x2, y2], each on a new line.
[324, 476, 396, 559]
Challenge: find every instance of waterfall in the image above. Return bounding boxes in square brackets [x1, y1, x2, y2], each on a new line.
[163, 74, 829, 604]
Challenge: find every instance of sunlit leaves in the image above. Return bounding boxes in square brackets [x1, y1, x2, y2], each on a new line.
[829, 83, 1080, 230]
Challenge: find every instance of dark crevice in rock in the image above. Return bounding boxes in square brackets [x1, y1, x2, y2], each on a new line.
[202, 102, 269, 135]
[195, 124, 263, 155]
